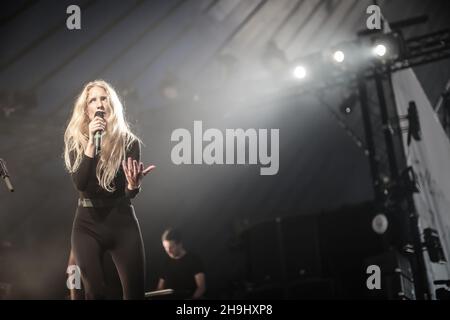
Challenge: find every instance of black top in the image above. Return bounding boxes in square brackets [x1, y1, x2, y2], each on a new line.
[160, 252, 205, 299]
[69, 139, 141, 199]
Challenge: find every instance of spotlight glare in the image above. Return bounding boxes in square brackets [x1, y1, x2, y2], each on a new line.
[293, 66, 306, 79]
[333, 50, 345, 63]
[372, 214, 389, 234]
[373, 44, 387, 57]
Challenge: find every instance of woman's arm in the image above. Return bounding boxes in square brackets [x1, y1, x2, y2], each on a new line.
[70, 144, 95, 192]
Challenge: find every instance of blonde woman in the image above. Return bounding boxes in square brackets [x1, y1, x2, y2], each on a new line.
[64, 80, 155, 299]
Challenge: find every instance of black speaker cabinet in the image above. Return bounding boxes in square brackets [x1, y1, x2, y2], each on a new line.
[241, 202, 408, 299]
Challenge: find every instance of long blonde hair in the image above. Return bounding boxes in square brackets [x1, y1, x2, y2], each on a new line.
[64, 80, 140, 192]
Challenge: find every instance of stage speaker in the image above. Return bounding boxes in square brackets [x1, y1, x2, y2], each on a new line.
[286, 278, 336, 299]
[242, 283, 284, 300]
[280, 214, 322, 280]
[318, 203, 385, 277]
[242, 219, 282, 284]
[242, 214, 322, 286]
[317, 203, 389, 298]
[241, 202, 402, 299]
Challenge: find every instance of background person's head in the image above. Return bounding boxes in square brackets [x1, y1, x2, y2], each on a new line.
[161, 228, 185, 259]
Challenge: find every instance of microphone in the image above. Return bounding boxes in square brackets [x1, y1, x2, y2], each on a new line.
[0, 158, 14, 192]
[94, 111, 105, 156]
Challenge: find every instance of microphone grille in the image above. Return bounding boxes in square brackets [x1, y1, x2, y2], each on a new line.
[94, 111, 105, 118]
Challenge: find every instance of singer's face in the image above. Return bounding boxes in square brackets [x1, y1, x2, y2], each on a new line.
[86, 86, 111, 121]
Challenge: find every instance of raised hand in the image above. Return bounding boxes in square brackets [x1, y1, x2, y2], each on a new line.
[122, 157, 156, 190]
[88, 114, 106, 143]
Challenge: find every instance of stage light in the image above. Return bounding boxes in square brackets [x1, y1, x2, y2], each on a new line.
[339, 92, 358, 115]
[333, 50, 345, 63]
[364, 31, 405, 64]
[369, 32, 405, 62]
[373, 44, 387, 57]
[293, 66, 307, 79]
[372, 213, 389, 235]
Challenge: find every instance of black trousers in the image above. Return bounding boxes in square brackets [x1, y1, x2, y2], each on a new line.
[71, 202, 145, 299]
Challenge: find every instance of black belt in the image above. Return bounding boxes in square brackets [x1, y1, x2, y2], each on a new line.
[78, 197, 129, 208]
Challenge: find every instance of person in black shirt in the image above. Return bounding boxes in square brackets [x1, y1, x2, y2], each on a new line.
[63, 80, 155, 299]
[156, 228, 206, 299]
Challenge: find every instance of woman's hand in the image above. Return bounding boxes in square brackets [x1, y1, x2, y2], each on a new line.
[84, 115, 106, 158]
[122, 157, 156, 190]
[88, 115, 106, 143]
